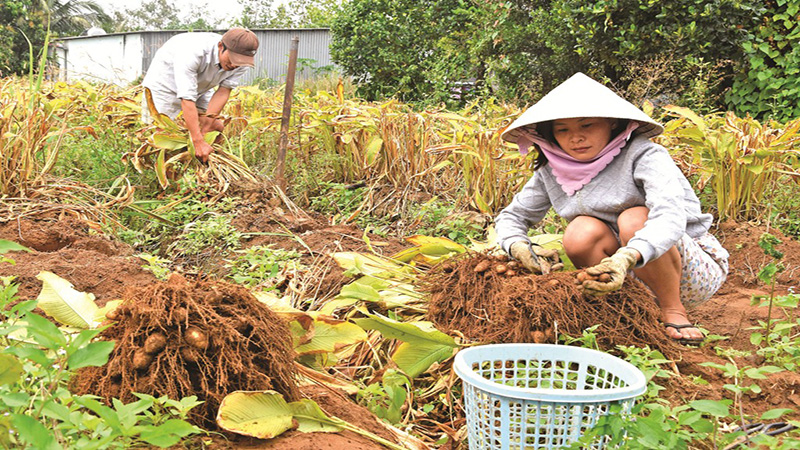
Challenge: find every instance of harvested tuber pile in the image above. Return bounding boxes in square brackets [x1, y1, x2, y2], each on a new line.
[424, 253, 681, 358]
[73, 274, 300, 428]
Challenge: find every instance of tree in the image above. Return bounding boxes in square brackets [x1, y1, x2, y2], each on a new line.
[726, 0, 800, 122]
[106, 0, 219, 32]
[234, 0, 339, 28]
[42, 0, 110, 36]
[0, 0, 48, 76]
[331, 0, 764, 108]
[330, 0, 480, 103]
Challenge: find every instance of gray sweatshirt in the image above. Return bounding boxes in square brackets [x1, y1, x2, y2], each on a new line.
[495, 135, 713, 266]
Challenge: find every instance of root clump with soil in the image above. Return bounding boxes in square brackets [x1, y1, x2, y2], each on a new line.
[74, 274, 300, 428]
[425, 253, 682, 358]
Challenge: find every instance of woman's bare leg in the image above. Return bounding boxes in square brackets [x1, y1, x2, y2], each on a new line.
[617, 207, 703, 341]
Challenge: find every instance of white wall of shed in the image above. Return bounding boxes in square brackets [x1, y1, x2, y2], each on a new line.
[62, 34, 143, 86]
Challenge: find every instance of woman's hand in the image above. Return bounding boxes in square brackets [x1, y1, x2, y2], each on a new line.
[581, 247, 640, 295]
[510, 241, 561, 274]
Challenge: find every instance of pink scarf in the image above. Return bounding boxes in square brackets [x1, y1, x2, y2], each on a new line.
[515, 121, 639, 196]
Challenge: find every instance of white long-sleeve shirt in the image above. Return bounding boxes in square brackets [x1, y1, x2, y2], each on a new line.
[142, 32, 248, 118]
[495, 135, 713, 266]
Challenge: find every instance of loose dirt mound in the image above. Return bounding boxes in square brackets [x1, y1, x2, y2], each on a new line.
[717, 221, 800, 287]
[424, 253, 682, 359]
[73, 274, 300, 429]
[0, 217, 155, 304]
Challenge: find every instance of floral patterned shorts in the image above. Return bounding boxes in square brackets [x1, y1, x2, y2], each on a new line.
[675, 232, 729, 306]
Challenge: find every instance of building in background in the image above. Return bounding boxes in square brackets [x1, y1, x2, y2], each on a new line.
[51, 29, 333, 86]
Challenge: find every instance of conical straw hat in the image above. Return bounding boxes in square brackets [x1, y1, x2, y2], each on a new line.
[501, 73, 663, 144]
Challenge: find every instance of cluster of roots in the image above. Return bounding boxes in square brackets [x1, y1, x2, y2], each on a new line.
[424, 253, 681, 358]
[73, 274, 300, 428]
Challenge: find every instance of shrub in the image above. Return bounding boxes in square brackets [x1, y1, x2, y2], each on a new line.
[726, 0, 800, 122]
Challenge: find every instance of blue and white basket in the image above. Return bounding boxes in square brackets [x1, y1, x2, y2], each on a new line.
[454, 344, 647, 449]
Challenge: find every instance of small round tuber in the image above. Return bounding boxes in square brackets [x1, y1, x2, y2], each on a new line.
[547, 279, 560, 287]
[184, 326, 209, 350]
[473, 260, 492, 273]
[505, 270, 517, 277]
[532, 331, 546, 343]
[180, 346, 200, 363]
[143, 332, 167, 354]
[494, 264, 508, 274]
[105, 308, 120, 321]
[133, 349, 153, 371]
[507, 261, 519, 269]
[598, 273, 612, 283]
[544, 327, 555, 342]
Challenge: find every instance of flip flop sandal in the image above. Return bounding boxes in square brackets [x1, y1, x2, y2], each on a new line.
[663, 323, 705, 346]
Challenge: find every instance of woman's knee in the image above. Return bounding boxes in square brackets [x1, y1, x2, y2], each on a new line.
[617, 207, 649, 244]
[563, 216, 617, 259]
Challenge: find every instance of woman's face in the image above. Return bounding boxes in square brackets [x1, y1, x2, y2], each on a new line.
[551, 117, 617, 161]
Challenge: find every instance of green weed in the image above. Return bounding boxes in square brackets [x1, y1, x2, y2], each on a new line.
[137, 253, 172, 281]
[226, 245, 303, 289]
[357, 369, 410, 425]
[168, 213, 242, 257]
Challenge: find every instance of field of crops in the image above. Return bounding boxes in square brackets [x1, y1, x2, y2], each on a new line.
[2, 77, 800, 449]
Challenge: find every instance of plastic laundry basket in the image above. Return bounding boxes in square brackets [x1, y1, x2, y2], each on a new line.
[454, 344, 646, 450]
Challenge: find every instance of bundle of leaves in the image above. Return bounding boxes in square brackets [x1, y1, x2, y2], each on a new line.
[423, 254, 681, 359]
[73, 274, 300, 428]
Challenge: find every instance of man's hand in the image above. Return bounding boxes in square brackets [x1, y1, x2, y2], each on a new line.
[181, 99, 215, 163]
[192, 137, 214, 163]
[509, 240, 561, 274]
[581, 247, 640, 295]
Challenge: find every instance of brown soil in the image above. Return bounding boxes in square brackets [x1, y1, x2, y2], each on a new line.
[72, 274, 300, 430]
[0, 216, 156, 304]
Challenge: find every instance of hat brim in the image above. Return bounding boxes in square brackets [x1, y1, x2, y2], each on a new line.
[228, 51, 255, 68]
[501, 73, 663, 144]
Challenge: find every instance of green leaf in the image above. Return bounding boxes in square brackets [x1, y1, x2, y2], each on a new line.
[689, 399, 730, 417]
[761, 408, 794, 420]
[0, 240, 32, 254]
[355, 313, 456, 347]
[216, 390, 295, 439]
[392, 341, 456, 378]
[364, 136, 383, 165]
[355, 313, 458, 377]
[0, 354, 23, 386]
[337, 282, 381, 302]
[23, 312, 67, 349]
[67, 341, 115, 370]
[139, 419, 201, 447]
[332, 252, 405, 276]
[10, 414, 60, 450]
[41, 402, 72, 422]
[288, 399, 344, 433]
[293, 315, 367, 355]
[151, 133, 189, 150]
[35, 271, 100, 329]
